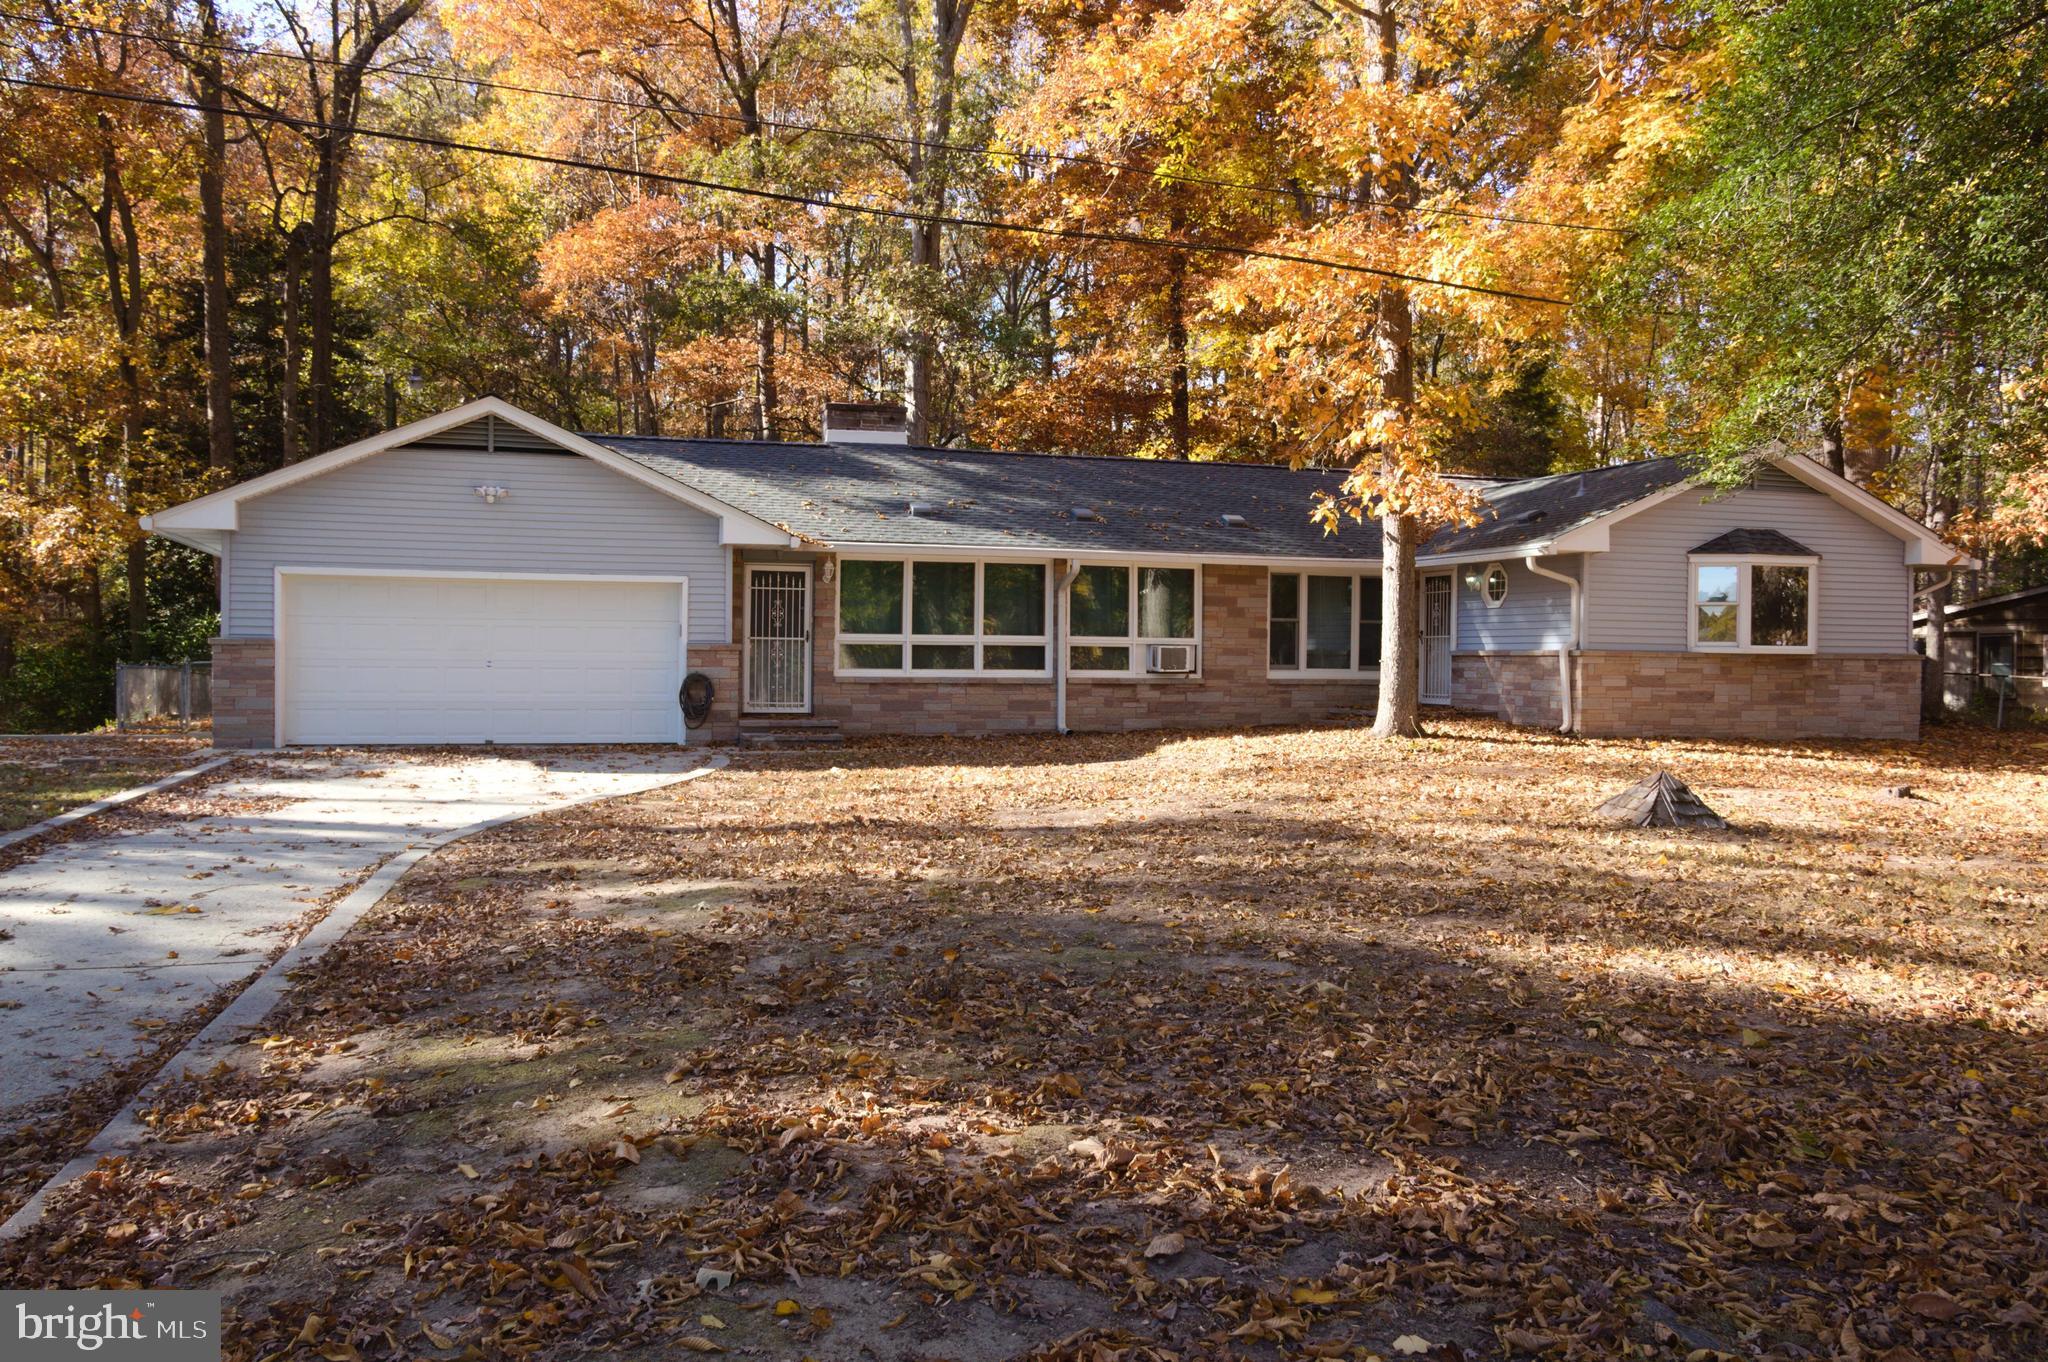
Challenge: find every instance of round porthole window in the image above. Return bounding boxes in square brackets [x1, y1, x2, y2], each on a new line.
[1482, 563, 1509, 608]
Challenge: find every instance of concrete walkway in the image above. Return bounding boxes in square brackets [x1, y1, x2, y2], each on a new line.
[0, 750, 703, 1119]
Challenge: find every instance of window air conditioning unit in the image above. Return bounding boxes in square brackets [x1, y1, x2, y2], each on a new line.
[1147, 643, 1197, 674]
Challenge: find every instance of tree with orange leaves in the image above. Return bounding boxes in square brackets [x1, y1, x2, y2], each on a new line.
[1021, 0, 1704, 733]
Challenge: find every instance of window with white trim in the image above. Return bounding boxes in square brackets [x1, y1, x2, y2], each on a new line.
[837, 558, 1051, 674]
[1481, 562, 1509, 608]
[1069, 564, 1198, 674]
[1689, 557, 1815, 652]
[1268, 571, 1383, 673]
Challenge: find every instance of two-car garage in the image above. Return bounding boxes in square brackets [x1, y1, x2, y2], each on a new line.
[276, 572, 688, 745]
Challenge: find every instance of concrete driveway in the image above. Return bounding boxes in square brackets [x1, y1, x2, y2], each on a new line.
[0, 750, 704, 1120]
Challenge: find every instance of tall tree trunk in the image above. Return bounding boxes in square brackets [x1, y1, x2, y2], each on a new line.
[281, 226, 305, 463]
[308, 139, 339, 454]
[641, 318, 660, 436]
[895, 0, 975, 445]
[1166, 248, 1190, 459]
[126, 540, 149, 659]
[285, 0, 426, 456]
[905, 220, 938, 444]
[755, 241, 777, 440]
[1918, 446, 1955, 718]
[195, 0, 234, 471]
[89, 115, 150, 660]
[1920, 567, 1952, 719]
[1821, 413, 1845, 479]
[1365, 0, 1421, 739]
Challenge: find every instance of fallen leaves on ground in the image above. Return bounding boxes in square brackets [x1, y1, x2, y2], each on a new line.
[1, 719, 2042, 1361]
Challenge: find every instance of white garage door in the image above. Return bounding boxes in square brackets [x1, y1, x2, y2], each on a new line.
[279, 573, 686, 744]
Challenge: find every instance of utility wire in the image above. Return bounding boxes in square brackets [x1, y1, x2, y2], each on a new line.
[0, 74, 1576, 306]
[0, 6, 1631, 237]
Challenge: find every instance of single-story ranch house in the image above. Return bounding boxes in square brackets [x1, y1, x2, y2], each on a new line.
[142, 397, 1970, 748]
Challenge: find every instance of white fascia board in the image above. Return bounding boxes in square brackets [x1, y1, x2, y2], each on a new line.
[138, 519, 225, 556]
[1418, 545, 1558, 566]
[1765, 455, 1977, 568]
[146, 397, 798, 548]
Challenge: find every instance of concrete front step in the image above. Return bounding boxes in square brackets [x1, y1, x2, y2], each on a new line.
[737, 717, 844, 748]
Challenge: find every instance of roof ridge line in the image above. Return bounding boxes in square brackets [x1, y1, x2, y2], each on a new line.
[591, 433, 1360, 474]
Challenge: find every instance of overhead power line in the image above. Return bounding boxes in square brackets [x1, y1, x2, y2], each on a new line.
[0, 74, 1575, 306]
[0, 6, 1631, 237]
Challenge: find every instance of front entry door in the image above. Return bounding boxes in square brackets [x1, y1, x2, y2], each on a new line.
[1420, 574, 1453, 704]
[744, 566, 811, 713]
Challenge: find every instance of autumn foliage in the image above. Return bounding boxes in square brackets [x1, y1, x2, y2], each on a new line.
[0, 0, 2043, 727]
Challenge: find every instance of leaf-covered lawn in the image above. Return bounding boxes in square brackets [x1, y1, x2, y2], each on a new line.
[0, 736, 212, 832]
[5, 719, 2043, 1361]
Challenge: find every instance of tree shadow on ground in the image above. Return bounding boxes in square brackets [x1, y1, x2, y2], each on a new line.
[3, 720, 2042, 1362]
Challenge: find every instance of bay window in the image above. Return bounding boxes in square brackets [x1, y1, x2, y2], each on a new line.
[1069, 564, 1198, 673]
[838, 558, 1050, 674]
[1269, 571, 1384, 673]
[1689, 557, 1816, 652]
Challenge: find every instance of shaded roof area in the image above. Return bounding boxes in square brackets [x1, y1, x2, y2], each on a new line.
[584, 433, 1686, 562]
[1419, 458, 1689, 558]
[590, 436, 1381, 559]
[1690, 528, 1817, 557]
[1913, 582, 2048, 624]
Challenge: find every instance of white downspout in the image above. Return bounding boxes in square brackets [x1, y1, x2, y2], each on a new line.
[1913, 568, 1955, 613]
[1055, 560, 1081, 734]
[1524, 555, 1579, 733]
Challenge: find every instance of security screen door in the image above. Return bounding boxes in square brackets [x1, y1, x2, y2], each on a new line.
[745, 566, 811, 712]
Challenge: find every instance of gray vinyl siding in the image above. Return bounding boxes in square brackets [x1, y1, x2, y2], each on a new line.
[223, 448, 729, 643]
[1581, 486, 1912, 653]
[1454, 556, 1578, 653]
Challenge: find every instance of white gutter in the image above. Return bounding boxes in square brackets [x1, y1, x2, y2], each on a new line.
[1055, 560, 1082, 734]
[821, 538, 1553, 571]
[1523, 556, 1579, 733]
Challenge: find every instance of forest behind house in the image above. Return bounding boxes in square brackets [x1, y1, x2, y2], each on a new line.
[1, 0, 2044, 729]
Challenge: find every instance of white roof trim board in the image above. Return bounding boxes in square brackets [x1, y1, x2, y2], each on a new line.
[142, 397, 797, 548]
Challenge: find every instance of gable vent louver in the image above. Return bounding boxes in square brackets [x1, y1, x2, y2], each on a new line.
[404, 413, 564, 455]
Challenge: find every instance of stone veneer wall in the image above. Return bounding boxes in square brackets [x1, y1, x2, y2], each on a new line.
[1451, 653, 1562, 729]
[685, 642, 740, 743]
[772, 558, 1374, 737]
[210, 636, 276, 749]
[1573, 651, 1922, 740]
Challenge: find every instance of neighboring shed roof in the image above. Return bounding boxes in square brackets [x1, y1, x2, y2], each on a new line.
[1689, 528, 1817, 557]
[589, 435, 1386, 560]
[1913, 582, 2048, 626]
[586, 434, 1693, 562]
[1414, 458, 1689, 558]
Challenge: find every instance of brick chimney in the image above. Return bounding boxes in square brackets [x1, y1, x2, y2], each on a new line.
[821, 401, 908, 445]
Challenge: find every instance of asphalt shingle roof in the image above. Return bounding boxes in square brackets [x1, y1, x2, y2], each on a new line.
[1689, 528, 1817, 557]
[1418, 458, 1689, 558]
[585, 433, 1686, 563]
